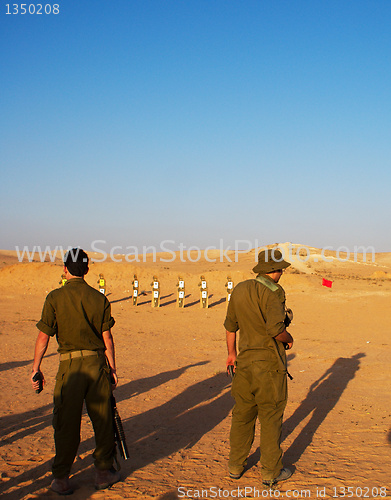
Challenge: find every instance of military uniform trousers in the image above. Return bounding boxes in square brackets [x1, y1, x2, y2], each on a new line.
[52, 352, 115, 478]
[229, 358, 287, 481]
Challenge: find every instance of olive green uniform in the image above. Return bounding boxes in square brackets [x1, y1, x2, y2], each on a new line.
[224, 274, 288, 481]
[36, 278, 116, 479]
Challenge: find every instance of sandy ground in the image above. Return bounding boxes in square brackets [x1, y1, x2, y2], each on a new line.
[1, 244, 390, 499]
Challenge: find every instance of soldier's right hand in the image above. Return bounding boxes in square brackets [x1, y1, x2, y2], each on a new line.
[31, 370, 45, 392]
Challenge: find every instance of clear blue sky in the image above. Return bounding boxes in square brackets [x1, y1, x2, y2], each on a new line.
[1, 0, 390, 254]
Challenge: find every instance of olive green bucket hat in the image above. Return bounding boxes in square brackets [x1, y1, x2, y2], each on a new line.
[253, 249, 291, 274]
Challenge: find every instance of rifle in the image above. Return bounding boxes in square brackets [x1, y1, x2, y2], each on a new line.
[111, 395, 129, 460]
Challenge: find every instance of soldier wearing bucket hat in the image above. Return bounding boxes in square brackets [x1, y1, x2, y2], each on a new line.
[224, 248, 294, 487]
[252, 248, 291, 274]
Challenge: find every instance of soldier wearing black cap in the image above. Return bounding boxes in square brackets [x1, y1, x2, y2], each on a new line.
[224, 248, 294, 487]
[30, 248, 120, 494]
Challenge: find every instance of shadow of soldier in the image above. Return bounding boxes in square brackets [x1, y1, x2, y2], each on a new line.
[387, 428, 391, 446]
[281, 353, 366, 465]
[0, 363, 228, 500]
[0, 403, 55, 499]
[122, 372, 233, 475]
[112, 361, 210, 402]
[71, 372, 232, 494]
[0, 403, 52, 447]
[0, 457, 54, 500]
[0, 352, 57, 373]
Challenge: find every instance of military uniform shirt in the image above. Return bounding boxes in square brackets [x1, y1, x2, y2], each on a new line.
[36, 277, 115, 353]
[224, 274, 286, 360]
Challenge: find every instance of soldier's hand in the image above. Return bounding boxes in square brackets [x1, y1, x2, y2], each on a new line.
[110, 370, 118, 390]
[227, 364, 235, 378]
[31, 370, 45, 392]
[226, 355, 236, 372]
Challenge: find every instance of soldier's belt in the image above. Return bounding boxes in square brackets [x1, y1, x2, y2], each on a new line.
[59, 350, 102, 361]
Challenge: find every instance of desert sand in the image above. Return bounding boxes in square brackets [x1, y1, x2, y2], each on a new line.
[0, 244, 390, 499]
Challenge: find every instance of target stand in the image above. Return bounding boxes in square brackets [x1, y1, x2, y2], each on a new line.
[98, 274, 106, 295]
[132, 275, 139, 305]
[199, 276, 208, 308]
[225, 277, 234, 302]
[151, 276, 160, 308]
[177, 277, 185, 308]
[59, 274, 67, 287]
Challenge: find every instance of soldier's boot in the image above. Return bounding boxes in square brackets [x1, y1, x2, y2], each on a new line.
[94, 467, 120, 490]
[50, 476, 73, 495]
[263, 467, 292, 488]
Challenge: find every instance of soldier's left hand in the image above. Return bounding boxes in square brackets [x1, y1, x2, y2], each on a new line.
[110, 370, 118, 390]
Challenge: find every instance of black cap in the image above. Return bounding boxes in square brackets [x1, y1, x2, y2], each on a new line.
[64, 248, 89, 277]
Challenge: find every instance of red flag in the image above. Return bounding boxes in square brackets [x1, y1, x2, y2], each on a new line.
[322, 278, 333, 288]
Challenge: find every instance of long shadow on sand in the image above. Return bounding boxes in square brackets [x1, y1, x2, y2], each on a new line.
[0, 404, 53, 447]
[113, 293, 194, 308]
[184, 294, 214, 308]
[115, 361, 210, 402]
[0, 352, 57, 373]
[0, 403, 55, 499]
[110, 295, 132, 303]
[209, 297, 226, 308]
[246, 353, 365, 471]
[110, 291, 149, 304]
[160, 296, 178, 307]
[281, 353, 365, 465]
[122, 371, 232, 474]
[0, 362, 210, 453]
[0, 362, 231, 499]
[136, 293, 174, 306]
